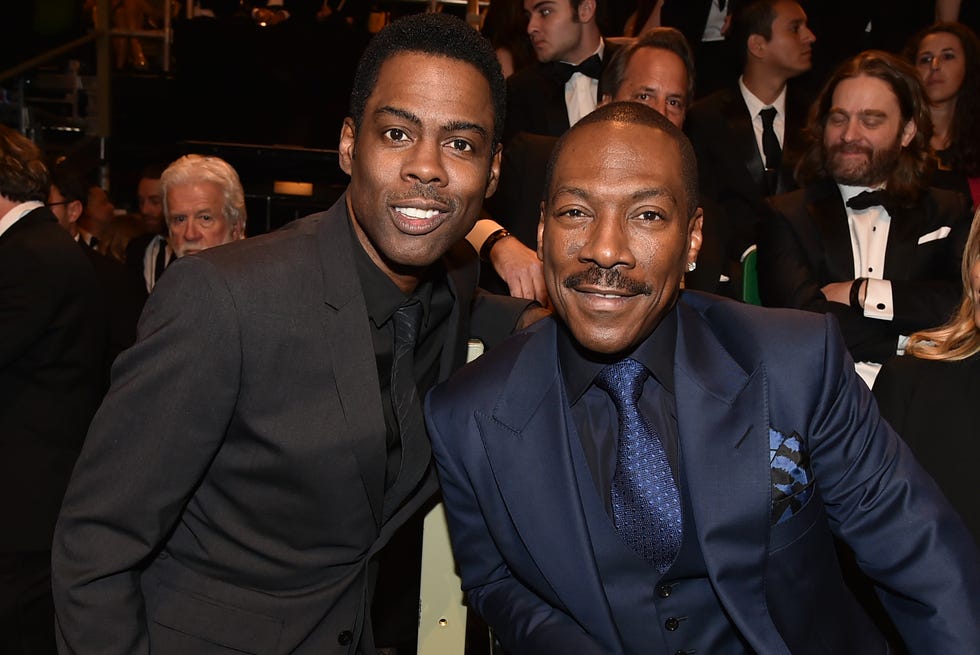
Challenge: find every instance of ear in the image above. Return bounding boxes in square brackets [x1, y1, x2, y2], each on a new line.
[536, 202, 546, 262]
[747, 33, 767, 60]
[577, 0, 596, 23]
[484, 143, 502, 198]
[339, 117, 356, 175]
[686, 208, 704, 267]
[900, 118, 917, 148]
[66, 199, 83, 225]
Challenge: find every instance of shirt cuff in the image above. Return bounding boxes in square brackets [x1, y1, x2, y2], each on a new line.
[862, 278, 894, 320]
[466, 218, 503, 252]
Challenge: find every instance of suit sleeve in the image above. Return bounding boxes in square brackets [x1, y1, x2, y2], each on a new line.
[757, 203, 899, 362]
[51, 256, 243, 654]
[425, 395, 608, 655]
[806, 315, 980, 652]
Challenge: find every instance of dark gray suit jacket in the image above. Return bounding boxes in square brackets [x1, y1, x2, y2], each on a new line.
[52, 195, 528, 654]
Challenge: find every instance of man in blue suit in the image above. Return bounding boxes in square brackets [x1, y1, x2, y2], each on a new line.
[425, 102, 980, 654]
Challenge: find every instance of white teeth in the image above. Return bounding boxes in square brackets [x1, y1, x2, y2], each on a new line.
[396, 207, 439, 219]
[595, 293, 620, 298]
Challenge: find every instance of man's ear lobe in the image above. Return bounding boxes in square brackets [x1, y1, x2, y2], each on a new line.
[339, 118, 356, 174]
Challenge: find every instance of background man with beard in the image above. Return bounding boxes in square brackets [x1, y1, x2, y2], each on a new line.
[757, 50, 974, 387]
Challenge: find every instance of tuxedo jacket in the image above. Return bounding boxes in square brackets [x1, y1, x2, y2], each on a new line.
[685, 83, 808, 263]
[503, 41, 621, 143]
[51, 196, 528, 655]
[426, 292, 980, 654]
[758, 180, 972, 363]
[0, 207, 105, 553]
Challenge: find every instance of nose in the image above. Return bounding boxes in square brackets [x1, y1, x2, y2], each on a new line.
[183, 218, 204, 241]
[403, 139, 447, 186]
[527, 14, 538, 35]
[930, 56, 942, 71]
[840, 117, 862, 143]
[802, 25, 816, 44]
[577, 211, 635, 270]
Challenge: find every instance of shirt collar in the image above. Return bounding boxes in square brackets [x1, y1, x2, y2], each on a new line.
[347, 213, 437, 329]
[0, 200, 44, 239]
[558, 302, 679, 405]
[838, 183, 885, 207]
[560, 38, 605, 66]
[738, 76, 787, 119]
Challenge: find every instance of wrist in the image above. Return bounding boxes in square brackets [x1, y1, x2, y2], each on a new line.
[849, 277, 865, 309]
[480, 228, 512, 262]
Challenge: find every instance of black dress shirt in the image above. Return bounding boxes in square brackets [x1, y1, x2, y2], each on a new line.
[349, 218, 453, 490]
[558, 305, 680, 516]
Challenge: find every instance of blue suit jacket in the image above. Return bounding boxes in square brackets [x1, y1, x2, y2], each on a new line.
[426, 292, 980, 654]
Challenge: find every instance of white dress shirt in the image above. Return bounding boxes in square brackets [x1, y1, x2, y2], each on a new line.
[739, 76, 786, 165]
[0, 201, 44, 239]
[563, 41, 605, 128]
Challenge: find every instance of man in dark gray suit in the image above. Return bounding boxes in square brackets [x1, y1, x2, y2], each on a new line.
[0, 127, 104, 655]
[51, 13, 533, 655]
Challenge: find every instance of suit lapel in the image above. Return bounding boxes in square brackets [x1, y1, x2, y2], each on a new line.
[317, 197, 388, 526]
[721, 90, 768, 195]
[673, 298, 791, 655]
[881, 201, 923, 280]
[809, 183, 855, 281]
[478, 320, 621, 648]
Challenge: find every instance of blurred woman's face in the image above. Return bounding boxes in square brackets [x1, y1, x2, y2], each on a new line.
[971, 258, 980, 330]
[916, 31, 967, 105]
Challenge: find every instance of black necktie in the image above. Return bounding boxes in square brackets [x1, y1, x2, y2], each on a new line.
[552, 53, 602, 84]
[760, 106, 781, 195]
[595, 358, 682, 572]
[382, 300, 430, 520]
[846, 190, 885, 210]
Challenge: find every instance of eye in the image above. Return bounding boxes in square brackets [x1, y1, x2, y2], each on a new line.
[558, 207, 585, 217]
[636, 210, 665, 222]
[384, 128, 408, 142]
[861, 117, 884, 129]
[667, 98, 682, 108]
[198, 214, 214, 225]
[170, 215, 186, 224]
[541, 8, 551, 16]
[448, 138, 474, 153]
[942, 51, 958, 61]
[827, 113, 847, 127]
[917, 53, 934, 66]
[636, 93, 650, 101]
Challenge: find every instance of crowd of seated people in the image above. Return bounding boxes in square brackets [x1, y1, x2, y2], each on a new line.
[3, 1, 980, 653]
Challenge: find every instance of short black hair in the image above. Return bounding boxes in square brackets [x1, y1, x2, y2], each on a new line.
[348, 13, 506, 146]
[599, 27, 696, 104]
[544, 101, 699, 216]
[49, 161, 88, 204]
[731, 0, 781, 68]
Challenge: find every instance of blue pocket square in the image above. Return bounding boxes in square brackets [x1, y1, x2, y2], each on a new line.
[770, 428, 813, 525]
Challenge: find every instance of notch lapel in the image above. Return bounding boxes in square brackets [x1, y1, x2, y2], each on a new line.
[318, 198, 387, 527]
[477, 321, 620, 649]
[808, 185, 855, 281]
[673, 298, 792, 655]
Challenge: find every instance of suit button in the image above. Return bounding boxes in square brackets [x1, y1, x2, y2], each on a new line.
[657, 583, 672, 598]
[337, 631, 353, 646]
[665, 617, 680, 631]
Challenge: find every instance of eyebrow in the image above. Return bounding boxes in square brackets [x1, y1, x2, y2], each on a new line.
[828, 107, 888, 119]
[376, 106, 489, 141]
[551, 185, 679, 205]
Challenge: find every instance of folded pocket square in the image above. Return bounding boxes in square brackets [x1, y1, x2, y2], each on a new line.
[770, 428, 813, 525]
[917, 226, 951, 244]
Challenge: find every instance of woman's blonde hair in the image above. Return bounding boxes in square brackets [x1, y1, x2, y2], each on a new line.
[905, 208, 980, 360]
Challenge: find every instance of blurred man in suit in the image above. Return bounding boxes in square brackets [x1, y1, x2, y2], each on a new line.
[686, 0, 815, 285]
[758, 50, 972, 387]
[504, 0, 621, 142]
[0, 126, 104, 655]
[426, 100, 980, 655]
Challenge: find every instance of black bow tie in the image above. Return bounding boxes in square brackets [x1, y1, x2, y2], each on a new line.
[552, 54, 602, 84]
[846, 190, 886, 210]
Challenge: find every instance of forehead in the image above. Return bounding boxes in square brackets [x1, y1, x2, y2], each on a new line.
[831, 75, 901, 114]
[525, 0, 570, 11]
[138, 177, 162, 195]
[366, 52, 494, 128]
[918, 31, 963, 52]
[167, 181, 223, 206]
[621, 48, 688, 89]
[549, 122, 685, 202]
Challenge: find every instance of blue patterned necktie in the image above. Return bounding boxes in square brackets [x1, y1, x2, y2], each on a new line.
[595, 358, 682, 572]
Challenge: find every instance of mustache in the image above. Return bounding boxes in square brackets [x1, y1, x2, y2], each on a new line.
[563, 266, 653, 295]
[828, 142, 873, 157]
[387, 184, 457, 211]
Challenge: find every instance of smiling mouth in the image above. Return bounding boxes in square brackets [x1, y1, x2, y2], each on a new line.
[395, 206, 442, 220]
